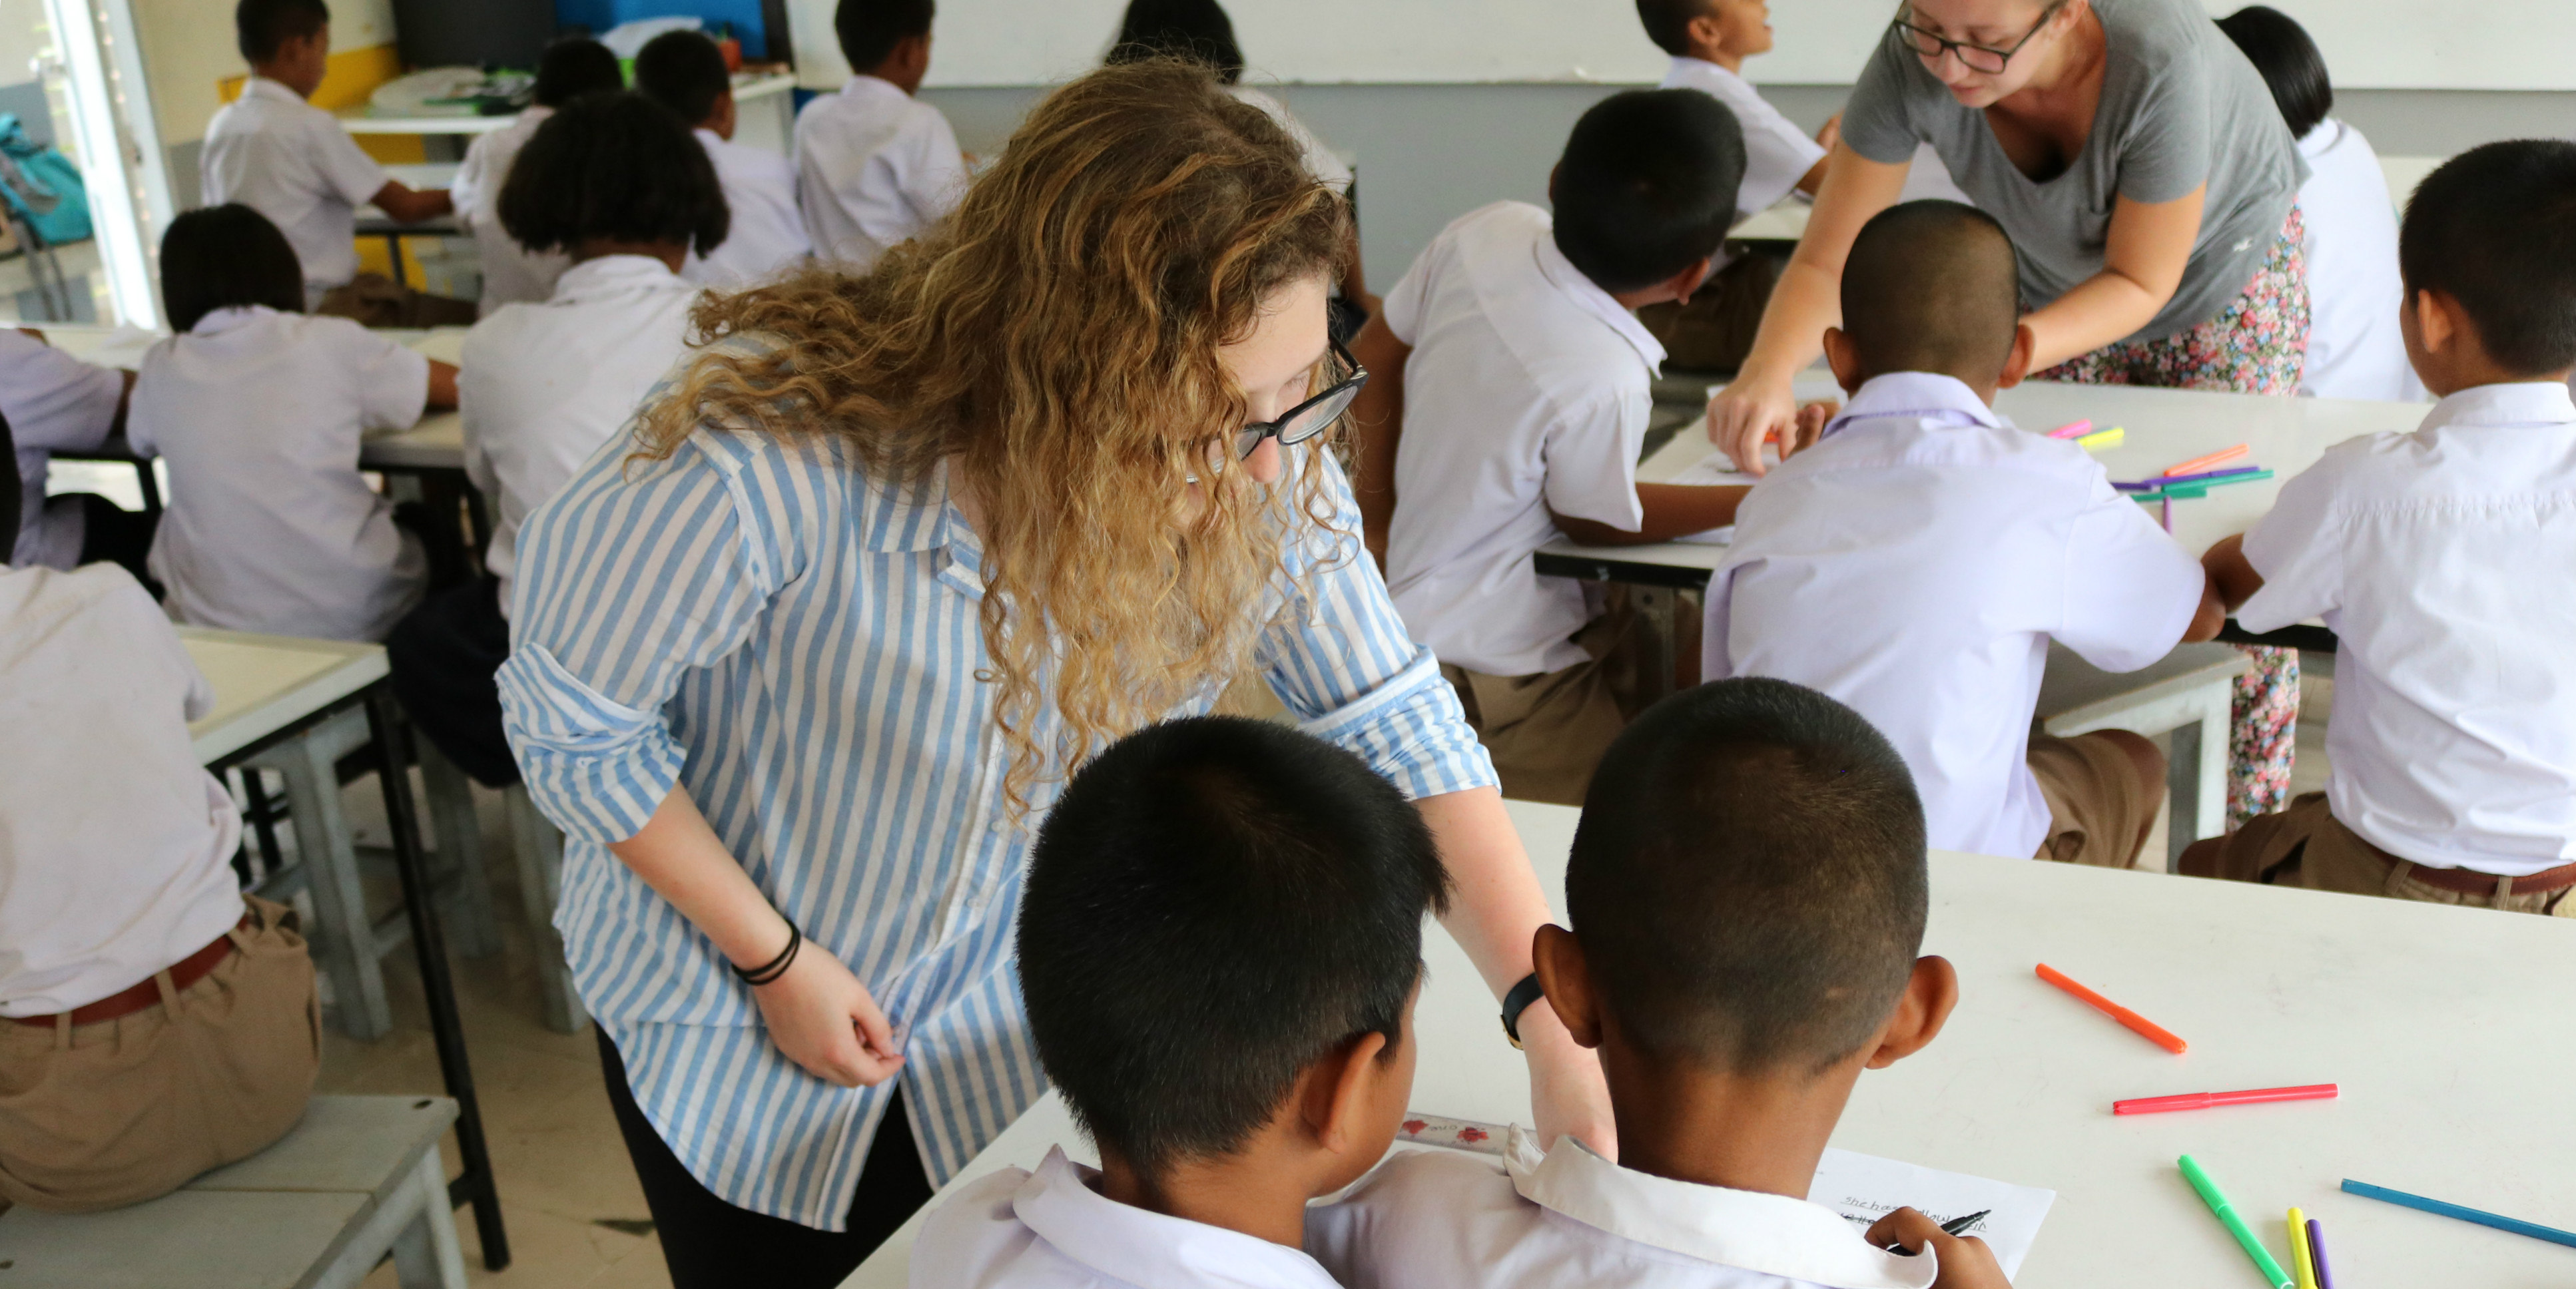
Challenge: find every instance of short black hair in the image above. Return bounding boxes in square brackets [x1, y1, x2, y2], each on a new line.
[2400, 140, 2576, 378]
[533, 37, 624, 109]
[1636, 0, 1718, 57]
[1108, 0, 1245, 85]
[635, 30, 733, 126]
[160, 204, 306, 334]
[236, 0, 328, 65]
[1840, 200, 2021, 385]
[2215, 7, 2333, 142]
[1568, 678, 1927, 1074]
[498, 91, 730, 258]
[1019, 716, 1450, 1175]
[836, 0, 934, 75]
[1552, 89, 1746, 295]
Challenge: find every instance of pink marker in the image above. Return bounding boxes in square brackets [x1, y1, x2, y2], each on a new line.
[2114, 1083, 2339, 1115]
[2047, 419, 2094, 439]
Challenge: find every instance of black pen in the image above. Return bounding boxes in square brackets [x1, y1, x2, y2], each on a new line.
[1883, 1209, 1992, 1255]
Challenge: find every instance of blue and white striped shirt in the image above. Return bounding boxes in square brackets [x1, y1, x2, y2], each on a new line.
[496, 405, 1494, 1229]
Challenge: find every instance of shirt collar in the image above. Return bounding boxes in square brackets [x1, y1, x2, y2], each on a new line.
[842, 74, 910, 104]
[1011, 1148, 1343, 1289]
[1819, 372, 2006, 441]
[551, 254, 688, 301]
[240, 76, 303, 107]
[1666, 55, 1740, 87]
[1532, 229, 1667, 374]
[190, 304, 280, 337]
[1505, 1130, 1937, 1289]
[2417, 381, 2576, 433]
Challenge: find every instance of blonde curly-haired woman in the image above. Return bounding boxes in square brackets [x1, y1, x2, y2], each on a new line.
[497, 61, 1609, 1286]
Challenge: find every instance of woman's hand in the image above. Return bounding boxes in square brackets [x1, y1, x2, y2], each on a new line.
[751, 945, 906, 1088]
[1517, 998, 1617, 1160]
[1708, 366, 1802, 476]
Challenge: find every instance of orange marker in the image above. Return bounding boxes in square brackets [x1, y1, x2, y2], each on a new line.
[2163, 445, 2248, 477]
[2035, 963, 2188, 1053]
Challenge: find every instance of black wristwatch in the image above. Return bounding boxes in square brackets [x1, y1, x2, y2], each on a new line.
[1500, 972, 1546, 1050]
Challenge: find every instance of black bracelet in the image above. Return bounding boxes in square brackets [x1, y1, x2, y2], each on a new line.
[734, 917, 801, 986]
[1500, 971, 1546, 1050]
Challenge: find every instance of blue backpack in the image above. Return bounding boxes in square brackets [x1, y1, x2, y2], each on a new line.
[0, 114, 91, 246]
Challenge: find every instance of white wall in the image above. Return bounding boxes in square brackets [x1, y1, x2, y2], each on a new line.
[799, 0, 2576, 92]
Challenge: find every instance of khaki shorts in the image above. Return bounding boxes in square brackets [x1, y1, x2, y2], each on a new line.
[2184, 793, 2576, 917]
[1441, 595, 1642, 807]
[2028, 731, 2159, 868]
[0, 895, 320, 1212]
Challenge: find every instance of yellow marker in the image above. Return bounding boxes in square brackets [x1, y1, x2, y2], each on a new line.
[2288, 1206, 2320, 1289]
[2076, 426, 2125, 451]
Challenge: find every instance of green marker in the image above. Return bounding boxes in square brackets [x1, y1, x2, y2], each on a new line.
[2180, 1155, 2292, 1289]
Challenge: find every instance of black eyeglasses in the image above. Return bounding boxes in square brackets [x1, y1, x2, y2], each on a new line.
[1233, 338, 1368, 461]
[1891, 0, 2066, 75]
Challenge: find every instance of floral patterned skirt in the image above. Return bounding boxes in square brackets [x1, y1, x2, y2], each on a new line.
[2039, 205, 2312, 828]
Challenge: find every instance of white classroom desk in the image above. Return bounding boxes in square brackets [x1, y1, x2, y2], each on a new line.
[180, 626, 386, 764]
[844, 799, 2576, 1289]
[339, 69, 799, 156]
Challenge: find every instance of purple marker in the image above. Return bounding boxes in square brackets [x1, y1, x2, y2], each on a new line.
[2116, 465, 2263, 491]
[2306, 1217, 2334, 1289]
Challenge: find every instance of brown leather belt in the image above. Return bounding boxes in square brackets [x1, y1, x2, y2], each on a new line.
[10, 919, 244, 1029]
[2393, 856, 2576, 897]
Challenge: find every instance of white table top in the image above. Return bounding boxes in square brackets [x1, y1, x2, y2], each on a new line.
[1538, 377, 2433, 579]
[180, 627, 387, 765]
[338, 69, 797, 135]
[844, 799, 2576, 1289]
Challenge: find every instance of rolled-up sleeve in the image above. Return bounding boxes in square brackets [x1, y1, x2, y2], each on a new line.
[497, 433, 780, 842]
[1261, 453, 1498, 800]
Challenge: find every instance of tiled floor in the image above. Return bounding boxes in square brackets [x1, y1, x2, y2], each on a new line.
[324, 670, 2340, 1287]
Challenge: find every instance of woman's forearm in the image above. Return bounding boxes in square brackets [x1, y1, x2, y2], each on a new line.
[610, 784, 793, 969]
[1414, 785, 1551, 996]
[2021, 269, 2170, 370]
[1736, 255, 1844, 382]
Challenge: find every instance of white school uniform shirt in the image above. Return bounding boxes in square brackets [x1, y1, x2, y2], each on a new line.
[912, 1149, 1345, 1289]
[200, 76, 390, 295]
[1702, 372, 2203, 858]
[463, 254, 699, 610]
[794, 75, 967, 270]
[687, 128, 812, 288]
[1382, 200, 1663, 677]
[1, 328, 125, 569]
[1307, 1129, 1936, 1289]
[129, 306, 432, 643]
[0, 562, 244, 1017]
[1660, 57, 1825, 220]
[2294, 121, 2419, 403]
[452, 107, 569, 315]
[1227, 85, 1353, 192]
[2238, 382, 2576, 875]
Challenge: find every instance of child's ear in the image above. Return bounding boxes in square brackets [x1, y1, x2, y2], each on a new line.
[1862, 955, 1959, 1070]
[1303, 1029, 1391, 1155]
[1668, 256, 1716, 306]
[1996, 322, 2038, 389]
[1822, 326, 1863, 395]
[1686, 11, 1726, 53]
[1546, 162, 1561, 207]
[2413, 288, 2460, 358]
[1530, 924, 1604, 1050]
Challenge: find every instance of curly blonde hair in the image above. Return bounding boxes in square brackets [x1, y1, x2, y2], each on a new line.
[633, 59, 1351, 812]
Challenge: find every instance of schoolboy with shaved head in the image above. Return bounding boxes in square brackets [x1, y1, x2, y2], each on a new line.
[1702, 200, 2222, 869]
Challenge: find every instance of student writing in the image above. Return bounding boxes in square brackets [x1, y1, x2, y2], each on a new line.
[796, 0, 966, 268]
[2187, 140, 2576, 915]
[1353, 89, 1757, 805]
[910, 715, 1445, 1288]
[1307, 678, 2008, 1289]
[1704, 201, 2221, 866]
[637, 29, 813, 288]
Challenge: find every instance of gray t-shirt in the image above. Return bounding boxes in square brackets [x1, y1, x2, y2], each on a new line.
[1843, 0, 2306, 344]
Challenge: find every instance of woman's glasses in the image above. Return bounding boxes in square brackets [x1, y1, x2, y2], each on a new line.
[1891, 0, 2067, 75]
[1233, 338, 1368, 461]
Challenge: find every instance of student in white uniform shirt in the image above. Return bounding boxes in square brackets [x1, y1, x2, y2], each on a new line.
[2190, 142, 2576, 915]
[129, 204, 461, 643]
[0, 447, 318, 1212]
[1704, 202, 2220, 867]
[1351, 90, 1754, 805]
[795, 0, 966, 269]
[1106, 0, 1374, 320]
[204, 0, 472, 327]
[451, 37, 625, 316]
[388, 92, 718, 788]
[0, 327, 141, 577]
[1308, 680, 2007, 1289]
[1640, 0, 1828, 216]
[2218, 7, 2419, 403]
[910, 716, 1444, 1289]
[637, 29, 813, 288]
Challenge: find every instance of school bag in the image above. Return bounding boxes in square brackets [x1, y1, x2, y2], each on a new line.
[0, 114, 92, 246]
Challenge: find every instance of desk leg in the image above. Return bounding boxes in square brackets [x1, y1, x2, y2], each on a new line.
[1634, 587, 1676, 704]
[365, 688, 510, 1272]
[2165, 720, 2200, 873]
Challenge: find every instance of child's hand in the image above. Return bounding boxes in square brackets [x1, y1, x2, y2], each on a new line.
[1867, 1207, 2011, 1289]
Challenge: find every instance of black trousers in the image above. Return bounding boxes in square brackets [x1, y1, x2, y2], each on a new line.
[386, 577, 519, 787]
[597, 1029, 934, 1289]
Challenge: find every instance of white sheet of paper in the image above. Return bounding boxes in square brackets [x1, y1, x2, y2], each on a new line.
[1806, 1147, 2057, 1278]
[1666, 447, 1743, 485]
[1672, 525, 1733, 546]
